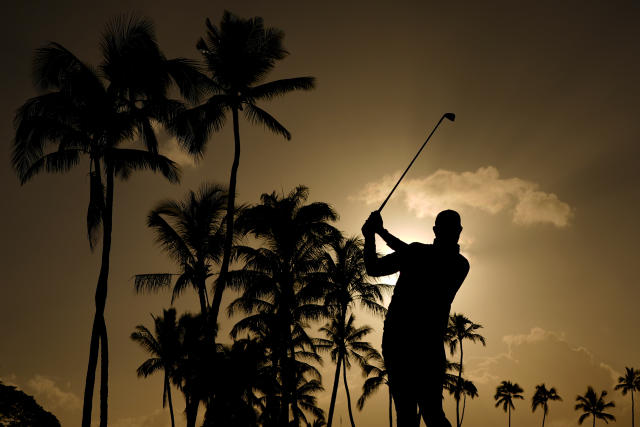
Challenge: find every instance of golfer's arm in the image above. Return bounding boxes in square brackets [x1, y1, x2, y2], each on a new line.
[363, 234, 401, 277]
[378, 228, 408, 251]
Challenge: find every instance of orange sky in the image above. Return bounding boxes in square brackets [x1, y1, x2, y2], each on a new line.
[1, 1, 639, 426]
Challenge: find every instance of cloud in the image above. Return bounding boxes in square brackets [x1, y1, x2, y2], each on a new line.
[26, 375, 82, 411]
[352, 166, 573, 227]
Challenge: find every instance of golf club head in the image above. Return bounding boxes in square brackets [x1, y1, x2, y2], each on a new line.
[444, 112, 456, 122]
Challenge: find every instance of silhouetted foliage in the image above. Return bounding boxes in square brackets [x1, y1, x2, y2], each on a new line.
[0, 381, 60, 427]
[135, 183, 230, 319]
[358, 360, 392, 427]
[445, 313, 486, 427]
[615, 367, 640, 427]
[575, 386, 616, 426]
[202, 338, 267, 427]
[131, 309, 182, 427]
[12, 14, 190, 427]
[444, 372, 478, 427]
[495, 380, 524, 427]
[531, 384, 562, 427]
[228, 186, 337, 426]
[316, 314, 381, 427]
[313, 236, 388, 427]
[172, 11, 316, 343]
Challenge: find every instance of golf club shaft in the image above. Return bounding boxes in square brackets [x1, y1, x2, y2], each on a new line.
[377, 114, 450, 212]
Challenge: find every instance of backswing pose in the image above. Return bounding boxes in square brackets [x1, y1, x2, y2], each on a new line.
[362, 209, 469, 427]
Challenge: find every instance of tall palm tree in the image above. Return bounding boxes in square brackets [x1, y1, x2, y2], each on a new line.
[11, 15, 195, 427]
[130, 309, 181, 427]
[174, 11, 316, 337]
[615, 367, 640, 427]
[315, 236, 389, 427]
[575, 387, 616, 427]
[532, 384, 562, 427]
[134, 183, 228, 317]
[316, 314, 380, 427]
[495, 380, 524, 427]
[229, 186, 338, 426]
[357, 360, 392, 427]
[446, 313, 486, 427]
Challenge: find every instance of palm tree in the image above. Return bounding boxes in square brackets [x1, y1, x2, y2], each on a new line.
[11, 15, 194, 427]
[229, 186, 338, 426]
[176, 312, 214, 427]
[291, 363, 327, 427]
[316, 314, 380, 427]
[357, 360, 392, 427]
[446, 313, 486, 427]
[495, 381, 524, 427]
[532, 384, 562, 427]
[615, 367, 640, 427]
[202, 337, 267, 427]
[315, 236, 389, 427]
[444, 373, 478, 427]
[130, 309, 181, 427]
[575, 387, 616, 427]
[174, 11, 316, 336]
[134, 183, 228, 317]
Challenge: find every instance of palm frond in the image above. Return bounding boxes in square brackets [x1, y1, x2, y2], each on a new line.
[249, 77, 315, 100]
[109, 148, 180, 183]
[170, 95, 229, 156]
[242, 104, 290, 140]
[18, 148, 82, 184]
[134, 273, 176, 294]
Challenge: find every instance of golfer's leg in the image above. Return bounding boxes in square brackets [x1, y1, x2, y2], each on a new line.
[383, 344, 417, 426]
[389, 377, 418, 427]
[420, 398, 451, 427]
[419, 348, 451, 427]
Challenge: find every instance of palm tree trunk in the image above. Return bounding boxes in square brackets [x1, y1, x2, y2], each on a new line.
[327, 354, 343, 427]
[99, 317, 108, 427]
[165, 374, 175, 427]
[592, 414, 595, 427]
[342, 361, 356, 427]
[508, 405, 511, 427]
[632, 390, 635, 427]
[289, 340, 301, 426]
[460, 394, 467, 426]
[541, 410, 546, 427]
[456, 340, 463, 427]
[82, 162, 114, 427]
[209, 106, 241, 334]
[186, 395, 199, 427]
[197, 277, 208, 318]
[82, 318, 100, 427]
[388, 387, 393, 427]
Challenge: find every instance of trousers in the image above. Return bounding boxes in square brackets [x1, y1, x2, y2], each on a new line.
[382, 331, 452, 427]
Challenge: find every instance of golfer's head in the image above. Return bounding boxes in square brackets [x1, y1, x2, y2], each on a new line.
[433, 210, 462, 243]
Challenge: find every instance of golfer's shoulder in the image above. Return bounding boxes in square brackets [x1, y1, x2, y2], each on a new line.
[408, 242, 430, 252]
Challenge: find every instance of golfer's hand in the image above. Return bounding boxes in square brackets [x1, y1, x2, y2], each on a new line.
[362, 211, 383, 236]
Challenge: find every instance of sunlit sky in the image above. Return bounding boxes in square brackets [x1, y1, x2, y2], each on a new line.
[2, 1, 640, 426]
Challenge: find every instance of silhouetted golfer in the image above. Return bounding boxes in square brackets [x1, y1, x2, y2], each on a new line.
[362, 210, 469, 427]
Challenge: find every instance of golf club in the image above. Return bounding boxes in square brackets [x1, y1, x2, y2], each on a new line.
[377, 112, 455, 212]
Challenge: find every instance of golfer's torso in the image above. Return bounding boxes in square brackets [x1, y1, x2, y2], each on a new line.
[384, 243, 465, 339]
